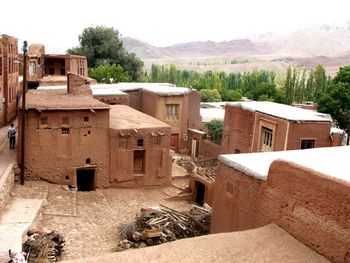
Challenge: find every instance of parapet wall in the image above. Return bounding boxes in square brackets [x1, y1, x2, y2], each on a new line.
[211, 160, 350, 263]
[0, 163, 15, 211]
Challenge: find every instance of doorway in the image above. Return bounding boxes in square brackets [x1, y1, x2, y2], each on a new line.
[76, 169, 95, 191]
[195, 181, 206, 205]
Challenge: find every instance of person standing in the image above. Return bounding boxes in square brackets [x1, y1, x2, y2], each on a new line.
[8, 123, 16, 150]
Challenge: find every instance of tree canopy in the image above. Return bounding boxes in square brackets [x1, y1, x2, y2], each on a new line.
[67, 26, 143, 81]
[205, 119, 224, 144]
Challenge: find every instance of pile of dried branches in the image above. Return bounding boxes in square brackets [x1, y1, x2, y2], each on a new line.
[117, 204, 211, 251]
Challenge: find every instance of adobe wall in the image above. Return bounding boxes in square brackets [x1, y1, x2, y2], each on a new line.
[211, 160, 350, 263]
[199, 139, 223, 159]
[124, 90, 142, 111]
[93, 94, 130, 106]
[287, 121, 332, 149]
[252, 112, 289, 152]
[109, 126, 172, 187]
[67, 73, 92, 95]
[189, 175, 214, 206]
[0, 163, 15, 211]
[221, 106, 255, 154]
[141, 91, 158, 117]
[188, 91, 202, 130]
[18, 109, 110, 188]
[0, 35, 18, 126]
[68, 56, 88, 77]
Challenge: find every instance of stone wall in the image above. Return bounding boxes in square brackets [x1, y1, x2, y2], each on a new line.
[0, 163, 15, 211]
[211, 160, 350, 263]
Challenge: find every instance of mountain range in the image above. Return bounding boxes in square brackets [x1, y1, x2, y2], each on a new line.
[122, 22, 350, 75]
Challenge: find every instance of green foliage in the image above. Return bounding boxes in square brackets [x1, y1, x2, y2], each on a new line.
[67, 25, 143, 80]
[205, 119, 224, 144]
[247, 82, 276, 101]
[89, 64, 131, 83]
[317, 65, 350, 130]
[200, 89, 222, 102]
[221, 89, 242, 101]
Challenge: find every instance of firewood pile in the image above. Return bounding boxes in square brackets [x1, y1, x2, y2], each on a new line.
[196, 167, 216, 181]
[117, 204, 211, 251]
[22, 229, 65, 262]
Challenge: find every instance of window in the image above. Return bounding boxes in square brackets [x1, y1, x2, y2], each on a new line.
[62, 116, 69, 125]
[133, 150, 145, 174]
[61, 128, 70, 134]
[300, 139, 315, 149]
[235, 149, 241, 154]
[137, 139, 144, 146]
[165, 104, 179, 121]
[86, 158, 91, 164]
[83, 116, 89, 123]
[260, 127, 273, 152]
[40, 116, 48, 125]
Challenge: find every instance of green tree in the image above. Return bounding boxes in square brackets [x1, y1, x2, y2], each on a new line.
[200, 89, 222, 102]
[247, 82, 276, 101]
[67, 25, 143, 80]
[89, 64, 130, 83]
[317, 65, 350, 130]
[205, 119, 224, 144]
[221, 89, 242, 101]
[314, 64, 327, 99]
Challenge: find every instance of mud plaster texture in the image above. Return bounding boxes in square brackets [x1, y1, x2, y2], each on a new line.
[11, 180, 192, 261]
[62, 223, 329, 263]
[211, 160, 350, 263]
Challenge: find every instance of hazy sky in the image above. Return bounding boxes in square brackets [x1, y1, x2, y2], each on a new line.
[1, 0, 349, 53]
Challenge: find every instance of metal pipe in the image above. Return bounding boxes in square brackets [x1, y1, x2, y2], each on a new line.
[20, 40, 27, 185]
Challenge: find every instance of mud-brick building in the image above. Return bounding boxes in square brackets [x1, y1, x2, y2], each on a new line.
[211, 146, 350, 263]
[222, 101, 346, 154]
[24, 44, 89, 87]
[18, 75, 111, 189]
[109, 105, 171, 187]
[91, 83, 203, 154]
[19, 73, 173, 190]
[0, 34, 19, 127]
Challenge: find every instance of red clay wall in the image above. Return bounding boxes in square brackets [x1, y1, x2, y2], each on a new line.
[251, 112, 289, 152]
[188, 91, 202, 130]
[19, 109, 110, 187]
[221, 106, 255, 154]
[109, 126, 172, 187]
[199, 139, 223, 159]
[125, 90, 142, 111]
[211, 161, 350, 263]
[141, 91, 158, 117]
[287, 121, 332, 149]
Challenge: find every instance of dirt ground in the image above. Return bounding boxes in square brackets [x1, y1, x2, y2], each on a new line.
[12, 165, 192, 261]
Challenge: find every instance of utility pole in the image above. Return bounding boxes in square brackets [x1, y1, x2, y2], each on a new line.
[20, 41, 27, 185]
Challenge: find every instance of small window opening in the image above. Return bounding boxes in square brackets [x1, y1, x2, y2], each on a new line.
[137, 139, 144, 146]
[61, 128, 70, 134]
[88, 130, 91, 134]
[226, 182, 234, 194]
[83, 116, 89, 122]
[86, 158, 91, 164]
[65, 175, 69, 180]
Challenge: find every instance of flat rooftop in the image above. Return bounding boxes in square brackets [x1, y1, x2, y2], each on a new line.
[227, 101, 331, 122]
[91, 83, 194, 96]
[219, 146, 350, 183]
[63, 224, 329, 263]
[109, 105, 170, 130]
[25, 89, 110, 110]
[38, 85, 128, 97]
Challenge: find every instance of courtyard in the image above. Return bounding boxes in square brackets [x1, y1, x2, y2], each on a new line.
[12, 176, 191, 261]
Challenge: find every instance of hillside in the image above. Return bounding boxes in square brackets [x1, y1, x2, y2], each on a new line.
[122, 22, 350, 75]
